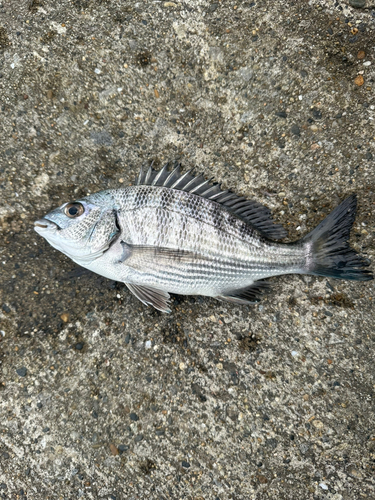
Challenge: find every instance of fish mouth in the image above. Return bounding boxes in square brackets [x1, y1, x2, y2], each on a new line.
[34, 219, 60, 232]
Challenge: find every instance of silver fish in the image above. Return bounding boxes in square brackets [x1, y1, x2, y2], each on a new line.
[34, 163, 373, 312]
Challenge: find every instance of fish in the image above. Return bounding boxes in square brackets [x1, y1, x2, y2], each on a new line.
[34, 163, 373, 312]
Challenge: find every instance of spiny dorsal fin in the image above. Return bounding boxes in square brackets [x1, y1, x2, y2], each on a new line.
[136, 163, 287, 240]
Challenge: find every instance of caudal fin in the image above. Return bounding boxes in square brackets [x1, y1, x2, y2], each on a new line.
[302, 195, 373, 281]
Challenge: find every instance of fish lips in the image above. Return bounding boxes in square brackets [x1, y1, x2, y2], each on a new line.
[34, 217, 80, 259]
[34, 218, 60, 234]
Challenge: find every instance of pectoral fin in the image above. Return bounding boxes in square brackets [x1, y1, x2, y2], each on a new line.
[125, 283, 171, 313]
[118, 242, 200, 270]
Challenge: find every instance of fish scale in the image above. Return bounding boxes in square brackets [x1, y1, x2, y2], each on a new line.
[92, 188, 303, 296]
[34, 164, 373, 312]
[119, 187, 303, 260]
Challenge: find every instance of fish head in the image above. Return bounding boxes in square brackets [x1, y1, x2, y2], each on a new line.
[34, 190, 120, 265]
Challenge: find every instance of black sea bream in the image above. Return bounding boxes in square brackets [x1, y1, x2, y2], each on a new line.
[34, 163, 373, 312]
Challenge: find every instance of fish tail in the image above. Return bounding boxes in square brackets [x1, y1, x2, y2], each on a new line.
[301, 194, 373, 281]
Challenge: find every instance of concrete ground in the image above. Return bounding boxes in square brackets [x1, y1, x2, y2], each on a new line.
[0, 0, 374, 498]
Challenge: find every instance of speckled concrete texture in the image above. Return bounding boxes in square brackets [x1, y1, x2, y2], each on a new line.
[0, 0, 374, 499]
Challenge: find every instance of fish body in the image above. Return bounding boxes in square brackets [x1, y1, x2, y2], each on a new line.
[34, 164, 373, 312]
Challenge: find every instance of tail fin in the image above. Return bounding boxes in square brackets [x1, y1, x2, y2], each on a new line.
[301, 195, 373, 281]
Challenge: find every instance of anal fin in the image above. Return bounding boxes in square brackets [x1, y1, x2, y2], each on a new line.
[125, 283, 171, 313]
[216, 280, 270, 305]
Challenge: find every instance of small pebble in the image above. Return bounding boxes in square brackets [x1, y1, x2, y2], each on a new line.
[319, 483, 328, 490]
[16, 367, 27, 377]
[312, 419, 324, 429]
[357, 50, 365, 59]
[310, 124, 318, 132]
[145, 340, 151, 349]
[349, 0, 365, 7]
[312, 108, 322, 119]
[291, 124, 300, 136]
[130, 412, 139, 421]
[347, 466, 362, 478]
[75, 343, 84, 350]
[363, 61, 371, 66]
[354, 75, 364, 86]
[109, 444, 119, 456]
[182, 460, 190, 468]
[60, 313, 69, 323]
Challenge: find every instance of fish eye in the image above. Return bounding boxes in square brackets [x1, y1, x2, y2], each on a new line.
[64, 202, 85, 218]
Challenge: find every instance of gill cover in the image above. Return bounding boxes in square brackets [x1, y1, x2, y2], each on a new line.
[35, 197, 119, 266]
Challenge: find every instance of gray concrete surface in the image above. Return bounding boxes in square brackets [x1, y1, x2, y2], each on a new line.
[0, 0, 374, 498]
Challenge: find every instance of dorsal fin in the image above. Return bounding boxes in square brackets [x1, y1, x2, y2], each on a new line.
[136, 163, 287, 240]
